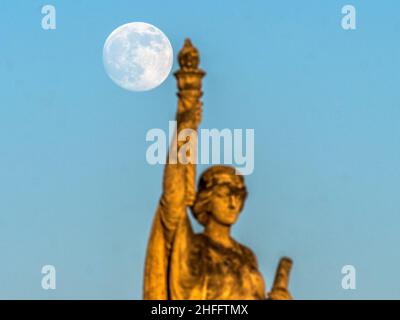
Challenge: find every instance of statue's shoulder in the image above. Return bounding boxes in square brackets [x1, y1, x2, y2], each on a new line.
[235, 241, 259, 268]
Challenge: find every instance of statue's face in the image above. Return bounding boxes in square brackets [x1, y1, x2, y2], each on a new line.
[209, 184, 245, 226]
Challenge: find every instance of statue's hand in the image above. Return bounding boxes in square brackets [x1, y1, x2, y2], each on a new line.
[176, 103, 202, 131]
[268, 287, 293, 300]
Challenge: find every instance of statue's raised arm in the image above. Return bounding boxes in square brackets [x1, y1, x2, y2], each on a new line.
[144, 39, 205, 299]
[161, 38, 205, 219]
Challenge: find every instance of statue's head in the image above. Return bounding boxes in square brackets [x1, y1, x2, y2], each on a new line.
[191, 165, 248, 227]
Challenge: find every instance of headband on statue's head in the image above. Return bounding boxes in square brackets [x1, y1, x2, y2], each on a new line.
[198, 165, 246, 194]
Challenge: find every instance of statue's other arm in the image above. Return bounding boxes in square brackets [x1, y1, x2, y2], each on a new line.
[268, 257, 293, 300]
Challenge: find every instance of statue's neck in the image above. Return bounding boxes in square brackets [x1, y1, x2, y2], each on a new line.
[204, 218, 234, 248]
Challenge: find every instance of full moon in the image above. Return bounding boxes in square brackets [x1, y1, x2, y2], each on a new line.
[103, 22, 173, 92]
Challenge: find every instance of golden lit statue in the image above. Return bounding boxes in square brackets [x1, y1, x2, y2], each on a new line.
[144, 39, 293, 300]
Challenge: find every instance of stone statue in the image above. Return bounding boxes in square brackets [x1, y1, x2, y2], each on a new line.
[143, 39, 293, 300]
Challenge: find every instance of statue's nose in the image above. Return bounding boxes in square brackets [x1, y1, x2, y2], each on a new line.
[229, 195, 238, 209]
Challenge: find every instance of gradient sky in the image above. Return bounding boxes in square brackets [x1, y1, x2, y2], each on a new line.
[1, 0, 400, 299]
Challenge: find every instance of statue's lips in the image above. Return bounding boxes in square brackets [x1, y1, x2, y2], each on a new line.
[225, 210, 239, 220]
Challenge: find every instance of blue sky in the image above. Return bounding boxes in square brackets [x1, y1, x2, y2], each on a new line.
[1, 0, 400, 299]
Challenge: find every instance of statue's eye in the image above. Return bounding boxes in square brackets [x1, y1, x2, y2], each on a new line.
[215, 189, 229, 198]
[216, 192, 226, 198]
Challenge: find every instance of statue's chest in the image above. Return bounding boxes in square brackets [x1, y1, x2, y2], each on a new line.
[188, 236, 265, 299]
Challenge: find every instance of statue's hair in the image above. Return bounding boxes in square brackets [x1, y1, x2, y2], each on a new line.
[190, 165, 248, 226]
